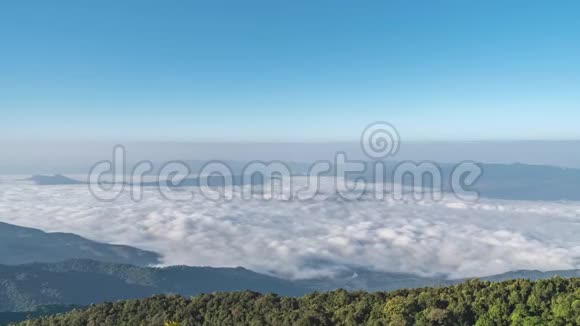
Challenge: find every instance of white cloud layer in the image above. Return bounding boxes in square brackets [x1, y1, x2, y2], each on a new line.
[0, 176, 579, 279]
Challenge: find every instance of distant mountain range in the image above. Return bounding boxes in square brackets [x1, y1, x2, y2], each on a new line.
[352, 161, 580, 201]
[440, 162, 580, 201]
[26, 174, 263, 187]
[26, 174, 85, 185]
[26, 161, 580, 201]
[0, 222, 160, 266]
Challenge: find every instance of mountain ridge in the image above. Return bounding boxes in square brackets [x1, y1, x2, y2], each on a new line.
[0, 258, 578, 313]
[0, 221, 160, 266]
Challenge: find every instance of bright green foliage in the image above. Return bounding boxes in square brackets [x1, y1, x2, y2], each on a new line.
[14, 277, 580, 326]
[165, 322, 181, 326]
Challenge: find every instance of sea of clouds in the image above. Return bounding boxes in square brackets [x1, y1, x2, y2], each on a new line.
[0, 176, 579, 280]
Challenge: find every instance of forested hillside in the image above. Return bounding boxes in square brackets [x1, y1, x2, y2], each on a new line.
[0, 306, 78, 326]
[0, 260, 306, 312]
[16, 277, 580, 326]
[0, 222, 160, 266]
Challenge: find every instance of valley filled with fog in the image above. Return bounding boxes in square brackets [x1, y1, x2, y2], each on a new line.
[1, 176, 578, 280]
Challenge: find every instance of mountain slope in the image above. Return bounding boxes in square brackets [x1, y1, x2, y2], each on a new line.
[0, 222, 160, 266]
[0, 259, 578, 313]
[481, 269, 580, 282]
[0, 260, 307, 312]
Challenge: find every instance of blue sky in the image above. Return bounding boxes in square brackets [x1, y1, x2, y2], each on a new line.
[1, 0, 579, 141]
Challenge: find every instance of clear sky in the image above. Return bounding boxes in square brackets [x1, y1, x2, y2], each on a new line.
[1, 0, 579, 142]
